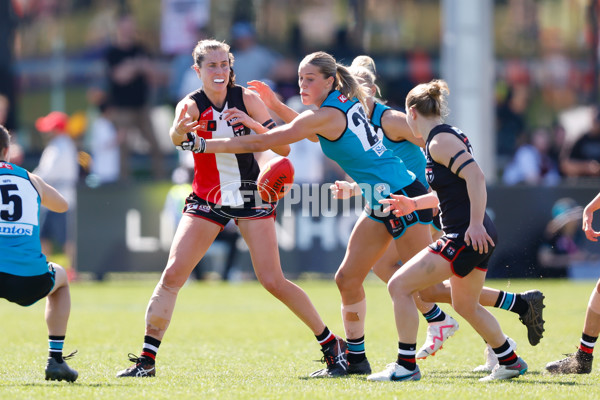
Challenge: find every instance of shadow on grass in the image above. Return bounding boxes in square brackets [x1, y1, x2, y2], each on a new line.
[297, 374, 352, 381]
[425, 369, 589, 386]
[0, 381, 148, 388]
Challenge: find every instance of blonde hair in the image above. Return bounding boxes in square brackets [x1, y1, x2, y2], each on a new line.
[406, 79, 450, 120]
[349, 65, 382, 99]
[351, 55, 383, 100]
[301, 51, 368, 110]
[192, 39, 236, 88]
[351, 55, 376, 75]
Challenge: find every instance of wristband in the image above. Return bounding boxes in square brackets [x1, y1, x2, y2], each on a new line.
[176, 132, 206, 153]
[197, 136, 206, 153]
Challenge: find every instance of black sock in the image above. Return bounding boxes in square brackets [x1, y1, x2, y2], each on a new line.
[141, 335, 161, 364]
[316, 327, 335, 349]
[493, 339, 517, 366]
[579, 333, 598, 355]
[422, 304, 447, 322]
[49, 335, 66, 363]
[396, 342, 416, 371]
[494, 291, 528, 315]
[347, 336, 366, 364]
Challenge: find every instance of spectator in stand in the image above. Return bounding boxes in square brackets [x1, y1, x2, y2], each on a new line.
[89, 102, 120, 185]
[269, 57, 302, 104]
[230, 21, 281, 86]
[548, 121, 568, 179]
[33, 111, 79, 276]
[168, 27, 211, 105]
[561, 107, 600, 178]
[537, 198, 597, 278]
[0, 94, 23, 165]
[496, 85, 529, 171]
[502, 127, 561, 186]
[104, 12, 164, 181]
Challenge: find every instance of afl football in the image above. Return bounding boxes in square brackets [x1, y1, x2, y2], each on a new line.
[257, 157, 295, 202]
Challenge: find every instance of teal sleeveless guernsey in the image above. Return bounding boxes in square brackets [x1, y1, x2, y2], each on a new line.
[370, 102, 428, 189]
[318, 90, 415, 209]
[0, 161, 48, 276]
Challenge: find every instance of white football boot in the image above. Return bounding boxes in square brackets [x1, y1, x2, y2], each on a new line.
[473, 337, 517, 373]
[367, 363, 421, 382]
[479, 356, 528, 382]
[416, 315, 459, 359]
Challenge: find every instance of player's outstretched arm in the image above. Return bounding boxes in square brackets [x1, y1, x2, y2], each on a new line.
[247, 80, 299, 124]
[380, 192, 439, 216]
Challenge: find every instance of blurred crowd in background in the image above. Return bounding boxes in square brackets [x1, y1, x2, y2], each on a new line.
[1, 0, 599, 185]
[1, 0, 599, 279]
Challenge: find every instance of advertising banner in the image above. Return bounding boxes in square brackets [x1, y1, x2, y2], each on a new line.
[77, 183, 600, 280]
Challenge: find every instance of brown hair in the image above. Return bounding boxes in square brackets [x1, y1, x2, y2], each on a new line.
[406, 79, 450, 120]
[0, 124, 10, 158]
[301, 51, 368, 110]
[192, 39, 236, 88]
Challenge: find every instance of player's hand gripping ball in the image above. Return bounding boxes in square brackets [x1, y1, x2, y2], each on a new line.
[257, 156, 295, 202]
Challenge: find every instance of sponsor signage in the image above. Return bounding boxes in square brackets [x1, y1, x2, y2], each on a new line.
[77, 183, 600, 279]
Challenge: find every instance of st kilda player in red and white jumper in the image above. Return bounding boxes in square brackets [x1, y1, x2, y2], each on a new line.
[117, 39, 348, 378]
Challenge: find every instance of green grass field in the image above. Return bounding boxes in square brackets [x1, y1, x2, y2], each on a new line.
[1, 277, 599, 399]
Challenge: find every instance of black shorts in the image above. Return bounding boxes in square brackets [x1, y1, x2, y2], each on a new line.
[183, 192, 276, 229]
[365, 180, 433, 239]
[428, 236, 495, 277]
[0, 263, 56, 306]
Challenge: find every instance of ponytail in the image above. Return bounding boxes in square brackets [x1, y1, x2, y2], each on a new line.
[335, 64, 369, 112]
[349, 64, 383, 100]
[406, 79, 450, 119]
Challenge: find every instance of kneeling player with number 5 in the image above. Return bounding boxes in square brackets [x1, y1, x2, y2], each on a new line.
[0, 124, 78, 382]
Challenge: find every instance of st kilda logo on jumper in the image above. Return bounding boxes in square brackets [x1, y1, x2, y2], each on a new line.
[219, 114, 246, 137]
[231, 123, 246, 137]
[426, 167, 434, 184]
